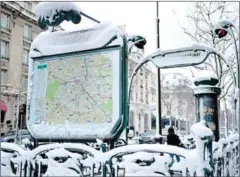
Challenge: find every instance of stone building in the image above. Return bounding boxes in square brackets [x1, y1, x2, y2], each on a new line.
[159, 72, 196, 133]
[0, 1, 42, 135]
[128, 49, 156, 134]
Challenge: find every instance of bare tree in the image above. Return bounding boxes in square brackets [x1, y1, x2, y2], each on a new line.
[176, 2, 239, 133]
[178, 2, 239, 101]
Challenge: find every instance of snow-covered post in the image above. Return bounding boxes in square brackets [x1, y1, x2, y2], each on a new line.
[190, 121, 214, 176]
[193, 70, 221, 142]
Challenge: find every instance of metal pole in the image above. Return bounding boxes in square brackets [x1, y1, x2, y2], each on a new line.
[238, 3, 240, 174]
[14, 89, 21, 143]
[80, 12, 100, 24]
[156, 2, 162, 135]
[229, 27, 239, 131]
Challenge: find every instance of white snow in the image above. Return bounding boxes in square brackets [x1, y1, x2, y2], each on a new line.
[43, 159, 80, 176]
[194, 70, 218, 82]
[45, 148, 83, 159]
[234, 87, 239, 101]
[190, 120, 213, 138]
[1, 142, 26, 155]
[102, 144, 188, 163]
[30, 143, 100, 159]
[30, 22, 123, 57]
[150, 44, 209, 69]
[27, 121, 120, 140]
[35, 2, 81, 24]
[27, 22, 125, 141]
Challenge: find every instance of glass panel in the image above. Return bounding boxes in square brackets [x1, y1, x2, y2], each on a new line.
[1, 13, 8, 29]
[1, 41, 6, 57]
[24, 24, 31, 39]
[1, 70, 7, 84]
[23, 50, 29, 65]
[144, 114, 148, 130]
[21, 76, 28, 90]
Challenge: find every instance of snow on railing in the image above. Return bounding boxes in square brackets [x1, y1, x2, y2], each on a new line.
[212, 133, 239, 177]
[1, 123, 239, 177]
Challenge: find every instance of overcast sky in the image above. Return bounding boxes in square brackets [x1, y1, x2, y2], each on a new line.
[61, 2, 195, 77]
[61, 2, 192, 54]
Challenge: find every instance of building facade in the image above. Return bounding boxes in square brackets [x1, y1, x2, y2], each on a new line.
[128, 49, 156, 134]
[160, 72, 196, 133]
[1, 1, 42, 135]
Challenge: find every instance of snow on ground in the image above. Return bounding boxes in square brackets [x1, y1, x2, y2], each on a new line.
[1, 122, 238, 176]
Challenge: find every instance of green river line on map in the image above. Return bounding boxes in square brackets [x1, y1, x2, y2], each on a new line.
[35, 53, 114, 124]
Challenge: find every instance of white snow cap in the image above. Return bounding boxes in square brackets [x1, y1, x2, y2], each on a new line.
[195, 70, 218, 82]
[190, 120, 213, 138]
[35, 2, 81, 23]
[30, 22, 123, 57]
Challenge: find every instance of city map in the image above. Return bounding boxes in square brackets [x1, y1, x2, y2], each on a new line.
[34, 50, 119, 124]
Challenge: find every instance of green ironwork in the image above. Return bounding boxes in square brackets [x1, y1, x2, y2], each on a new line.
[193, 76, 221, 142]
[202, 136, 214, 177]
[38, 10, 81, 30]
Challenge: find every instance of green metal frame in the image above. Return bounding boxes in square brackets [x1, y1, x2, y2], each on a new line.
[109, 36, 129, 148]
[29, 40, 129, 145]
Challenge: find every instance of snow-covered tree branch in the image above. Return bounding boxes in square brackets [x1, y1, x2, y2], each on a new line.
[178, 2, 239, 103]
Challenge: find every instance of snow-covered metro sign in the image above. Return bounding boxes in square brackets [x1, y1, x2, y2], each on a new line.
[27, 22, 126, 141]
[150, 45, 210, 69]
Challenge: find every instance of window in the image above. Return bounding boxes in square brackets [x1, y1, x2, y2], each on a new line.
[21, 75, 28, 90]
[138, 114, 141, 130]
[1, 111, 6, 123]
[1, 40, 9, 59]
[145, 92, 149, 104]
[145, 72, 148, 79]
[1, 13, 9, 29]
[144, 114, 148, 130]
[140, 92, 143, 102]
[1, 70, 7, 84]
[24, 24, 32, 40]
[129, 111, 134, 127]
[140, 79, 143, 88]
[130, 86, 134, 101]
[24, 2, 32, 11]
[23, 50, 29, 65]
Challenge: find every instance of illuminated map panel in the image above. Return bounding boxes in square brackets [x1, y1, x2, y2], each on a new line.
[28, 48, 121, 140]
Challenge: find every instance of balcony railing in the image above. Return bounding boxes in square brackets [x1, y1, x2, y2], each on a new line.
[1, 26, 11, 33]
[1, 56, 10, 61]
[23, 36, 32, 43]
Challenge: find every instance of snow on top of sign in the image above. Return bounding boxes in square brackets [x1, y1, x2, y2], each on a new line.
[30, 22, 123, 57]
[190, 121, 213, 138]
[194, 70, 218, 82]
[35, 2, 81, 23]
